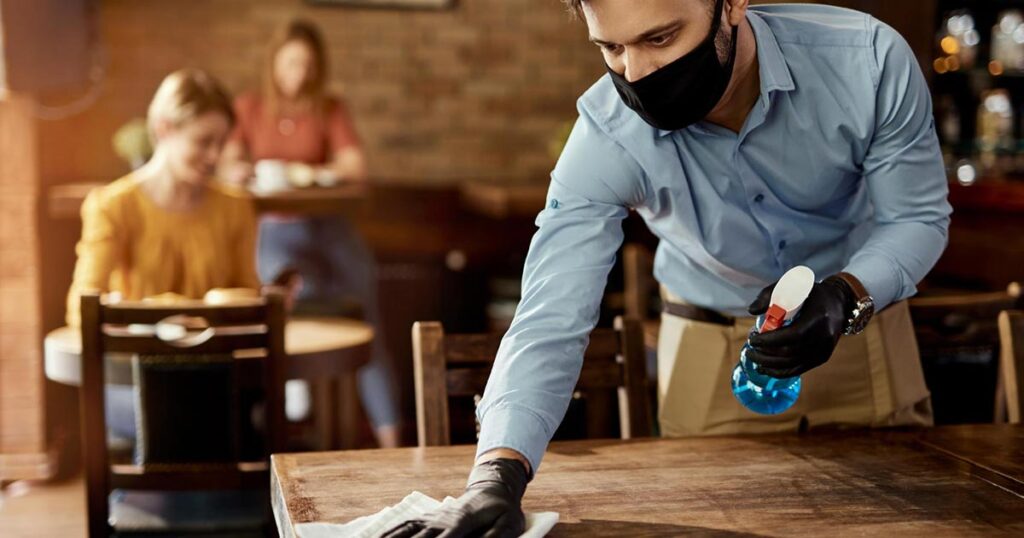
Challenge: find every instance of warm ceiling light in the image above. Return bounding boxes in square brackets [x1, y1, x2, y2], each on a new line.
[934, 57, 949, 74]
[989, 60, 1005, 76]
[940, 36, 960, 55]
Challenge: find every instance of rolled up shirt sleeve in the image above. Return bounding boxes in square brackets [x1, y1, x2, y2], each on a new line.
[843, 21, 952, 309]
[475, 111, 641, 474]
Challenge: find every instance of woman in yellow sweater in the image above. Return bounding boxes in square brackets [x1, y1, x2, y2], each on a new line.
[67, 69, 260, 326]
[66, 69, 258, 439]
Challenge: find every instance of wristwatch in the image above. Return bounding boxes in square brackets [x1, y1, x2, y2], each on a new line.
[836, 272, 875, 335]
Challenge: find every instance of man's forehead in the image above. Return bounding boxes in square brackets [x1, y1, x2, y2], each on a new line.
[583, 0, 703, 43]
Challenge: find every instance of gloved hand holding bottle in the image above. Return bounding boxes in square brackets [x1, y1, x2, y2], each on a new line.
[746, 272, 859, 379]
[732, 266, 814, 414]
[732, 266, 865, 415]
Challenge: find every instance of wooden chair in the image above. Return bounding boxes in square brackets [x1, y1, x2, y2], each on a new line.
[623, 243, 657, 321]
[79, 290, 287, 537]
[908, 283, 1021, 424]
[997, 310, 1024, 424]
[412, 316, 652, 447]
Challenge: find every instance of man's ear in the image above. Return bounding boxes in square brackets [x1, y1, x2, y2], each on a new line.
[725, 0, 749, 26]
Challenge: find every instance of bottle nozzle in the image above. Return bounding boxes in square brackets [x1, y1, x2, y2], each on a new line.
[760, 304, 787, 333]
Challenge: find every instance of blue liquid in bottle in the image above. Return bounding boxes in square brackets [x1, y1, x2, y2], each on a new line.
[731, 315, 801, 415]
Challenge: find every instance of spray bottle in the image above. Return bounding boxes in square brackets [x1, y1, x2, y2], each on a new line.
[731, 266, 815, 415]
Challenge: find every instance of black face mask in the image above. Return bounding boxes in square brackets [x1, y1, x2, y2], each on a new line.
[608, 0, 738, 131]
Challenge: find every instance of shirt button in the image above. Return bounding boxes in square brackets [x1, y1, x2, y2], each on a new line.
[778, 240, 787, 250]
[754, 194, 765, 203]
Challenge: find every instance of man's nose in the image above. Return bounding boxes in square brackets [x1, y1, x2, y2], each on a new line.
[623, 51, 660, 83]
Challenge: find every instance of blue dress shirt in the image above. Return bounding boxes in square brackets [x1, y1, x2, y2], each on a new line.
[476, 4, 952, 474]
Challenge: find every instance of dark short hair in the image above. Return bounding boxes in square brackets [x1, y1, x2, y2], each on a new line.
[562, 0, 584, 18]
[562, 0, 714, 19]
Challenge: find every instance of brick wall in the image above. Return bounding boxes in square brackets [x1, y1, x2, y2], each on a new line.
[0, 94, 46, 458]
[38, 0, 604, 186]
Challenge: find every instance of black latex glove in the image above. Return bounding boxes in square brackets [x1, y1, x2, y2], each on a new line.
[745, 275, 855, 378]
[381, 458, 529, 538]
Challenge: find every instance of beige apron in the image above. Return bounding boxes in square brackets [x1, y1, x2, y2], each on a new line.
[657, 288, 933, 437]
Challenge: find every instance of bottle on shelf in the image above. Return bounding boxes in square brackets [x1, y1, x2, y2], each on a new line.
[934, 10, 979, 74]
[990, 10, 1024, 76]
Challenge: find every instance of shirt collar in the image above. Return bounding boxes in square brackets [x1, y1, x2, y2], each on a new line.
[747, 9, 795, 96]
[656, 10, 795, 138]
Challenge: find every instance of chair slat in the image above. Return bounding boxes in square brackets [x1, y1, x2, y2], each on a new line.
[445, 368, 489, 397]
[444, 333, 504, 364]
[110, 463, 269, 491]
[583, 330, 621, 359]
[102, 332, 269, 354]
[101, 303, 267, 326]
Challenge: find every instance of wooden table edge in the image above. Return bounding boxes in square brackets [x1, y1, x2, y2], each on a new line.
[271, 455, 298, 538]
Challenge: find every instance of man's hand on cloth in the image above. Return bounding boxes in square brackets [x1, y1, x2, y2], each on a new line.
[746, 274, 857, 378]
[382, 458, 529, 538]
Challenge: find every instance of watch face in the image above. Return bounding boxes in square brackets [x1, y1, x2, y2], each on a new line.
[848, 299, 875, 335]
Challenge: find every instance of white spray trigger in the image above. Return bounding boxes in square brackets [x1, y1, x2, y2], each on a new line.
[769, 266, 816, 320]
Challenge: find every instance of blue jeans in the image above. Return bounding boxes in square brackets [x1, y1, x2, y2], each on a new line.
[106, 384, 137, 439]
[258, 216, 400, 429]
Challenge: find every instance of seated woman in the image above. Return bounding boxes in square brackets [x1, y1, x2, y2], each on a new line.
[66, 68, 259, 438]
[221, 19, 401, 448]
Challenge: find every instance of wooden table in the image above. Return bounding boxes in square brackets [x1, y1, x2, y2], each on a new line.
[48, 182, 369, 219]
[271, 425, 1024, 537]
[459, 181, 548, 219]
[44, 316, 373, 449]
[252, 184, 369, 216]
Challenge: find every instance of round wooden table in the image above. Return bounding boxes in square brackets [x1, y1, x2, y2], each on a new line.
[252, 184, 370, 216]
[44, 316, 373, 449]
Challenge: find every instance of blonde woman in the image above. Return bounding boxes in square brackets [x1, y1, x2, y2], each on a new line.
[67, 68, 259, 436]
[221, 19, 400, 448]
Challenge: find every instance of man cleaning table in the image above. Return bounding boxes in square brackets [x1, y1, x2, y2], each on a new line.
[386, 1, 951, 536]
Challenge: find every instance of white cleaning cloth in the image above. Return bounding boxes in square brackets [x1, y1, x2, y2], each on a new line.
[295, 491, 559, 538]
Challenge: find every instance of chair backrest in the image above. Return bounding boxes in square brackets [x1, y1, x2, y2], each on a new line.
[909, 284, 1021, 425]
[78, 290, 286, 537]
[908, 285, 1022, 347]
[623, 243, 657, 320]
[412, 316, 652, 447]
[997, 310, 1024, 424]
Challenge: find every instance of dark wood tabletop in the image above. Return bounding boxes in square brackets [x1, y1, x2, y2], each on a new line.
[271, 425, 1024, 537]
[917, 424, 1024, 496]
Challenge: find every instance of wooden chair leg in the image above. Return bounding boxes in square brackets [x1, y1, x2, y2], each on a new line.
[314, 378, 339, 450]
[995, 364, 1007, 424]
[338, 372, 360, 450]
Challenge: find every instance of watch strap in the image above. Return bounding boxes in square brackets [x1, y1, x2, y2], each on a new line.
[836, 272, 870, 303]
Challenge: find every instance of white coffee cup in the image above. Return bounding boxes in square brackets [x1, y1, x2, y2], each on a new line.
[254, 159, 290, 192]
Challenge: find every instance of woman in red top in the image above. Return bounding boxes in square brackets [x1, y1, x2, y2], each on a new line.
[221, 19, 399, 448]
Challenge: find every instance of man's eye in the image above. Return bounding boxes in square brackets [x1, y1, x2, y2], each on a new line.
[601, 44, 622, 54]
[649, 33, 673, 46]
